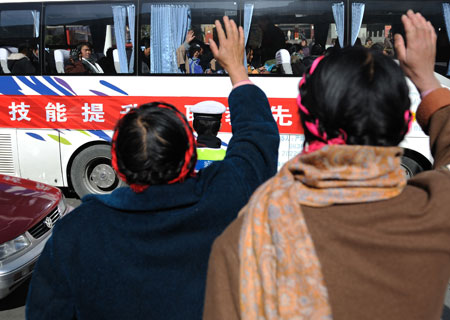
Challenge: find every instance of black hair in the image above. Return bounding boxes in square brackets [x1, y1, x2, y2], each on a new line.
[18, 43, 32, 56]
[106, 47, 114, 58]
[114, 102, 196, 185]
[299, 46, 410, 146]
[311, 43, 324, 56]
[141, 38, 150, 49]
[193, 117, 221, 136]
[354, 37, 363, 47]
[188, 43, 202, 57]
[370, 42, 385, 53]
[77, 42, 92, 51]
[288, 44, 300, 55]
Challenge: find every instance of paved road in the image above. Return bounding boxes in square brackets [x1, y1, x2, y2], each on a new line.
[2, 195, 450, 320]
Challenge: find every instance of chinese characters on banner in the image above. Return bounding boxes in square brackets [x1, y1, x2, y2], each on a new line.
[2, 95, 304, 134]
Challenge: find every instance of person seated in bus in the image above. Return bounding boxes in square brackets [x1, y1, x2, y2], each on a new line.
[188, 42, 203, 74]
[256, 15, 286, 64]
[299, 38, 310, 57]
[30, 43, 40, 73]
[191, 101, 227, 171]
[65, 42, 104, 74]
[25, 16, 279, 320]
[176, 29, 195, 73]
[370, 41, 390, 56]
[138, 38, 150, 73]
[245, 46, 268, 74]
[288, 45, 307, 75]
[288, 43, 302, 62]
[203, 10, 450, 320]
[98, 47, 116, 74]
[384, 33, 395, 57]
[7, 43, 36, 74]
[302, 42, 325, 68]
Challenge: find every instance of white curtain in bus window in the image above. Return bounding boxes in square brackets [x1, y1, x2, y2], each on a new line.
[443, 3, 450, 76]
[112, 5, 136, 73]
[351, 3, 365, 46]
[32, 10, 40, 38]
[127, 5, 136, 73]
[332, 2, 344, 48]
[150, 4, 191, 73]
[243, 3, 254, 68]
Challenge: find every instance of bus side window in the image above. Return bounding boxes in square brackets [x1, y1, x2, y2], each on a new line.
[139, 1, 239, 75]
[0, 3, 41, 76]
[43, 2, 137, 75]
[248, 1, 335, 76]
[358, 0, 450, 78]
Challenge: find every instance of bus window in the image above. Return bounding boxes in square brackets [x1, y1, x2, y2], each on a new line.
[247, 0, 337, 75]
[139, 0, 238, 75]
[44, 1, 137, 75]
[0, 3, 41, 75]
[0, 0, 447, 198]
[352, 0, 450, 77]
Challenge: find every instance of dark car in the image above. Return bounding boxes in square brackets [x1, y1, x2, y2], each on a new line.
[0, 174, 70, 299]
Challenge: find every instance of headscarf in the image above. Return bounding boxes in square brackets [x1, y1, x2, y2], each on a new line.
[239, 145, 407, 319]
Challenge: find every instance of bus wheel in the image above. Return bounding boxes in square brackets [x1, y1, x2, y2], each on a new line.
[70, 145, 125, 198]
[401, 150, 432, 179]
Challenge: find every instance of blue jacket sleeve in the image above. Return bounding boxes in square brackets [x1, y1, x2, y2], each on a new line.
[223, 84, 280, 196]
[26, 227, 76, 320]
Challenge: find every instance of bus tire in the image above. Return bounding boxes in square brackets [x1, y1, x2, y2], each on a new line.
[70, 145, 125, 198]
[401, 149, 432, 179]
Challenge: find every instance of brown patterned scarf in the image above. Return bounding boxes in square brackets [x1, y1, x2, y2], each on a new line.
[239, 145, 406, 319]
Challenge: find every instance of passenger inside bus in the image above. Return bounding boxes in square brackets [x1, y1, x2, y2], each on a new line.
[65, 42, 104, 74]
[297, 39, 309, 58]
[188, 42, 204, 73]
[7, 43, 36, 74]
[176, 29, 195, 73]
[246, 47, 268, 74]
[138, 38, 150, 73]
[255, 15, 286, 66]
[98, 47, 116, 74]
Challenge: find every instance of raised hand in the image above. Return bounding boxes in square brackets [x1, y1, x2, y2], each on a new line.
[186, 30, 195, 43]
[209, 16, 248, 85]
[394, 10, 441, 94]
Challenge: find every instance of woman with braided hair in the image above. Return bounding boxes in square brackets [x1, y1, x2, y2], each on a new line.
[204, 10, 450, 320]
[26, 17, 279, 320]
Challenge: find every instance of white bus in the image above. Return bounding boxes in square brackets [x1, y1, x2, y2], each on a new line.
[0, 0, 448, 197]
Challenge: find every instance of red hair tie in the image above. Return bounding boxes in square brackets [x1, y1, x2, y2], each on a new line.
[403, 110, 413, 134]
[297, 55, 325, 116]
[111, 105, 197, 193]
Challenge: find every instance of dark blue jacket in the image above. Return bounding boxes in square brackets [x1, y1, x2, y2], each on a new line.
[26, 84, 279, 320]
